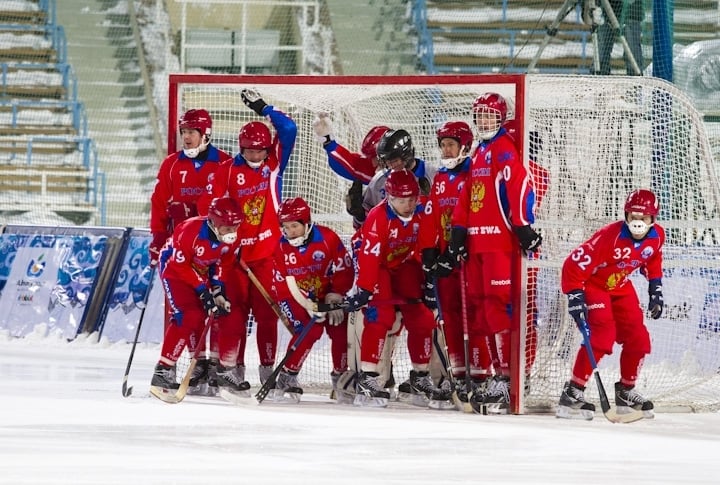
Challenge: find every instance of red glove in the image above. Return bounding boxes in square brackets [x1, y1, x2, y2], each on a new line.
[149, 232, 169, 265]
[166, 201, 197, 226]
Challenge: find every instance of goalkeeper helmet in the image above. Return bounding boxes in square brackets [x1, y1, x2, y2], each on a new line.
[437, 121, 473, 169]
[376, 129, 415, 169]
[179, 109, 212, 158]
[207, 197, 243, 244]
[472, 92, 508, 140]
[361, 125, 390, 160]
[279, 197, 313, 247]
[624, 189, 659, 238]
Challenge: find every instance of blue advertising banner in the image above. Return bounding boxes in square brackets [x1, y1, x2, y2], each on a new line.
[99, 230, 166, 344]
[0, 233, 107, 339]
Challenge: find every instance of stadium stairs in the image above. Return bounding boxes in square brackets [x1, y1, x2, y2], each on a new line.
[0, 0, 105, 225]
[56, 0, 160, 228]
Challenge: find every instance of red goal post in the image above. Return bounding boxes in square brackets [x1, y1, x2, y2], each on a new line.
[168, 73, 720, 414]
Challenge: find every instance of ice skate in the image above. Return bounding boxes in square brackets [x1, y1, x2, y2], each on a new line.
[187, 359, 210, 396]
[217, 365, 252, 403]
[149, 363, 182, 402]
[258, 364, 273, 386]
[272, 369, 303, 403]
[428, 376, 456, 411]
[474, 376, 510, 415]
[615, 382, 654, 419]
[398, 370, 434, 407]
[353, 371, 390, 407]
[556, 381, 596, 420]
[456, 376, 489, 403]
[334, 370, 358, 405]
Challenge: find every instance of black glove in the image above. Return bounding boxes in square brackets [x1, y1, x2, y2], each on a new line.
[422, 280, 438, 310]
[421, 248, 439, 281]
[241, 88, 268, 116]
[514, 225, 542, 252]
[211, 285, 231, 316]
[345, 180, 366, 222]
[198, 287, 220, 316]
[567, 289, 589, 335]
[648, 279, 664, 320]
[344, 288, 373, 312]
[435, 249, 455, 278]
[447, 227, 468, 263]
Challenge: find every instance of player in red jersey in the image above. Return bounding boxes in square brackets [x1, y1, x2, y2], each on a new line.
[442, 92, 542, 414]
[343, 169, 438, 408]
[149, 109, 232, 392]
[267, 197, 355, 402]
[557, 189, 664, 421]
[421, 120, 493, 408]
[202, 88, 297, 389]
[149, 197, 244, 397]
[149, 109, 232, 264]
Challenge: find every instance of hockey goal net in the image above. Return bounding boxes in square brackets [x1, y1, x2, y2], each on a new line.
[168, 74, 720, 413]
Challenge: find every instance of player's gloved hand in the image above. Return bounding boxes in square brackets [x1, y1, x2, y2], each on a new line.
[324, 292, 345, 325]
[149, 231, 169, 266]
[198, 287, 220, 316]
[422, 280, 438, 311]
[211, 285, 231, 316]
[166, 201, 196, 225]
[435, 249, 455, 278]
[241, 88, 268, 116]
[344, 288, 373, 312]
[447, 227, 469, 263]
[514, 225, 542, 252]
[313, 112, 334, 145]
[345, 180, 366, 222]
[567, 289, 589, 335]
[421, 248, 439, 281]
[648, 279, 664, 320]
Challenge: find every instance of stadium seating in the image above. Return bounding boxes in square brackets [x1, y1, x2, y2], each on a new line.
[412, 0, 720, 75]
[0, 0, 105, 224]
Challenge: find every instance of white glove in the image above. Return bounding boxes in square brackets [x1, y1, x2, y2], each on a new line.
[211, 286, 231, 315]
[324, 292, 345, 326]
[241, 88, 262, 103]
[312, 112, 334, 144]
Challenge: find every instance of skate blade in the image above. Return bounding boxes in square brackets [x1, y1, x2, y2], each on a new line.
[484, 403, 509, 415]
[187, 383, 208, 396]
[556, 405, 594, 421]
[608, 406, 647, 423]
[219, 388, 256, 406]
[428, 399, 456, 411]
[353, 394, 389, 408]
[335, 390, 356, 405]
[270, 389, 302, 404]
[149, 386, 181, 404]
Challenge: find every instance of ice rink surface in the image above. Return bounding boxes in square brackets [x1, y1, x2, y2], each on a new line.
[1, 331, 719, 485]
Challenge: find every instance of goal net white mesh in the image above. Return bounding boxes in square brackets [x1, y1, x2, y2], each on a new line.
[170, 74, 720, 412]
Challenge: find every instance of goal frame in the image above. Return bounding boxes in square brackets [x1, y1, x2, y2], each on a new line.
[167, 73, 570, 415]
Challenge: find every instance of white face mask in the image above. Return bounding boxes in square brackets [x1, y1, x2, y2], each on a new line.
[183, 136, 209, 158]
[283, 223, 312, 247]
[439, 146, 469, 169]
[219, 232, 237, 245]
[627, 220, 651, 238]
